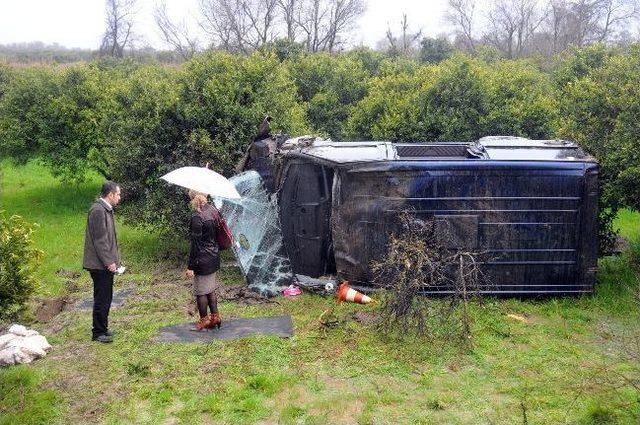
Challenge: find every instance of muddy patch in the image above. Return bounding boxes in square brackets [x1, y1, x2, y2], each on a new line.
[35, 296, 74, 322]
[218, 284, 277, 305]
[56, 268, 84, 292]
[352, 311, 380, 326]
[56, 269, 81, 279]
[150, 267, 192, 288]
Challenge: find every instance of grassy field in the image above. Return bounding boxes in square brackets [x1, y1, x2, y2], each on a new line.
[0, 160, 179, 296]
[1, 161, 639, 424]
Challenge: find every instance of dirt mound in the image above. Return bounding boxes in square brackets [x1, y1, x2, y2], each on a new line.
[35, 296, 73, 322]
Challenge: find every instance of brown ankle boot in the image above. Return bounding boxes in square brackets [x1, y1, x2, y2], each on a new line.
[195, 315, 211, 331]
[207, 312, 221, 329]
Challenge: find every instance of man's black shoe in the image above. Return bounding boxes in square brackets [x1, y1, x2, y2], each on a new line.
[92, 334, 113, 343]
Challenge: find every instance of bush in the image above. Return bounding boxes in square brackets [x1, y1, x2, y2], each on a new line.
[0, 212, 42, 319]
[347, 58, 556, 142]
[0, 63, 119, 182]
[258, 38, 306, 62]
[39, 63, 115, 182]
[553, 43, 615, 88]
[0, 62, 13, 100]
[286, 53, 370, 139]
[482, 60, 558, 139]
[106, 52, 309, 233]
[345, 69, 430, 140]
[557, 46, 640, 251]
[419, 37, 454, 64]
[0, 66, 58, 164]
[418, 59, 488, 141]
[0, 47, 635, 253]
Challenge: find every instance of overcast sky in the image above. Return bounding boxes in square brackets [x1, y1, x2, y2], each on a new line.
[0, 0, 453, 49]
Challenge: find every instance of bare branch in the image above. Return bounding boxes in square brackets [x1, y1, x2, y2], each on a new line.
[294, 0, 364, 52]
[483, 0, 546, 58]
[277, 0, 300, 40]
[385, 14, 422, 56]
[199, 0, 280, 52]
[100, 0, 138, 57]
[540, 0, 640, 52]
[154, 1, 200, 59]
[446, 0, 477, 50]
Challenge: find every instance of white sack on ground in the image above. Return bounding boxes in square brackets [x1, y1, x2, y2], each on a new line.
[8, 324, 28, 336]
[0, 333, 17, 349]
[0, 325, 51, 367]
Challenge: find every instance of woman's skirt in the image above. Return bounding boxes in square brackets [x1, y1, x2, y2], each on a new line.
[193, 272, 217, 296]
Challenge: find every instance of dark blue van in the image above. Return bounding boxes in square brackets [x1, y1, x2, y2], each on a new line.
[256, 136, 599, 295]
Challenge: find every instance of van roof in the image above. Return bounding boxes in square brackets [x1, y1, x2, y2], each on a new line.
[280, 135, 596, 164]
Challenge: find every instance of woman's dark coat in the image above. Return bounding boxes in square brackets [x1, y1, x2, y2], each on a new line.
[188, 204, 222, 275]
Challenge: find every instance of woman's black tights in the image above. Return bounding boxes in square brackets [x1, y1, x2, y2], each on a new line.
[196, 292, 218, 318]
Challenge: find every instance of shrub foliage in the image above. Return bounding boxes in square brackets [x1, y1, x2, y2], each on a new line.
[0, 212, 42, 318]
[1, 45, 639, 247]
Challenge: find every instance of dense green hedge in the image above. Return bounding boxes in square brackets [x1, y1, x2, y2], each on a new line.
[557, 45, 640, 249]
[0, 212, 41, 319]
[0, 46, 638, 248]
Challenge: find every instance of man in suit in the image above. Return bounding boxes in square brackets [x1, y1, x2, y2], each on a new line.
[83, 181, 122, 343]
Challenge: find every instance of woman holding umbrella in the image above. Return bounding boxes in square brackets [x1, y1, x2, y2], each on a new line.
[160, 165, 238, 330]
[186, 190, 224, 330]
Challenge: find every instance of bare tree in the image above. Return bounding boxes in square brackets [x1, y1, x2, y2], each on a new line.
[295, 0, 328, 52]
[199, 0, 278, 52]
[100, 0, 137, 57]
[544, 0, 571, 53]
[242, 0, 279, 48]
[326, 0, 366, 51]
[484, 0, 547, 58]
[296, 0, 365, 52]
[385, 14, 423, 56]
[277, 0, 300, 41]
[446, 0, 477, 50]
[154, 1, 199, 59]
[199, 0, 235, 50]
[541, 0, 640, 52]
[570, 0, 608, 45]
[198, 0, 364, 53]
[595, 0, 640, 42]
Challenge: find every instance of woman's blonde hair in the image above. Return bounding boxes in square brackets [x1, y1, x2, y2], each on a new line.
[188, 190, 208, 211]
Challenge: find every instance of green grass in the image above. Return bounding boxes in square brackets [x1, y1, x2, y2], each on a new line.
[614, 209, 640, 242]
[1, 161, 639, 424]
[0, 160, 180, 296]
[0, 366, 61, 425]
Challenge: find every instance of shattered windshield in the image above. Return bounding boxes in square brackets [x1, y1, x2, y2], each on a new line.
[218, 171, 294, 296]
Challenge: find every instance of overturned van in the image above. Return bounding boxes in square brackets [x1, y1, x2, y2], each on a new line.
[243, 136, 599, 295]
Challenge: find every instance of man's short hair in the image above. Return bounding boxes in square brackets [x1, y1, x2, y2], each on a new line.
[101, 181, 120, 198]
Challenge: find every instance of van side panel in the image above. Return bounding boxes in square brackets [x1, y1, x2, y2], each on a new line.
[331, 161, 597, 294]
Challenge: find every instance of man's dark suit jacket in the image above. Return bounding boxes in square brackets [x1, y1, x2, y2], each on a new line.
[83, 200, 120, 270]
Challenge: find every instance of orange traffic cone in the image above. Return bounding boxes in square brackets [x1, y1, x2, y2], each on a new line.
[336, 281, 375, 304]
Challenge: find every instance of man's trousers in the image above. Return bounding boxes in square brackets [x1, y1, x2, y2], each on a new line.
[89, 269, 114, 338]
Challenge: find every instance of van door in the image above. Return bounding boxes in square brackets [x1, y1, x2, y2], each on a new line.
[278, 160, 333, 277]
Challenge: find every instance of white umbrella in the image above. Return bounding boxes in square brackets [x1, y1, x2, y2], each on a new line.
[160, 166, 241, 199]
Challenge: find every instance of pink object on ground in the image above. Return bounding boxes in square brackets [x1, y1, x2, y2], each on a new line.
[283, 285, 302, 297]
